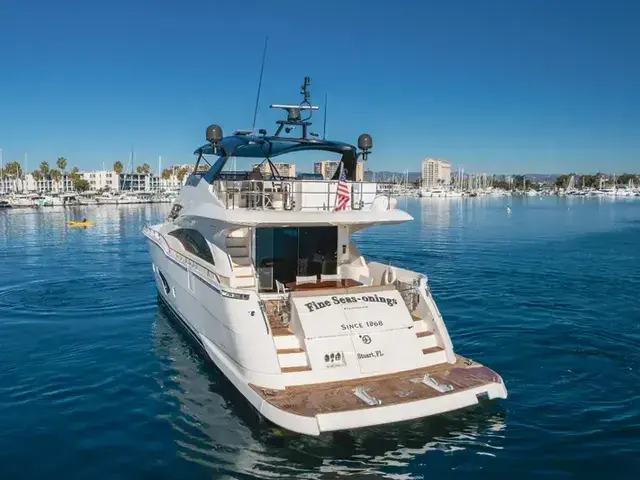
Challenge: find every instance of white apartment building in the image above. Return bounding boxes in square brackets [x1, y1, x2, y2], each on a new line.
[159, 164, 194, 191]
[0, 177, 22, 194]
[421, 158, 452, 188]
[313, 160, 340, 180]
[0, 164, 193, 195]
[29, 173, 74, 193]
[311, 160, 364, 181]
[81, 170, 163, 192]
[81, 170, 119, 191]
[252, 162, 296, 178]
[0, 173, 75, 194]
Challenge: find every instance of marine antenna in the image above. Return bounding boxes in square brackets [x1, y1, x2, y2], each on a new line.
[271, 76, 319, 139]
[251, 36, 269, 134]
[323, 93, 328, 139]
[299, 76, 313, 121]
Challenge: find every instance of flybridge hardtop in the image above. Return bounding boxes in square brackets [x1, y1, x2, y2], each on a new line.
[195, 136, 357, 161]
[192, 76, 372, 183]
[142, 75, 507, 436]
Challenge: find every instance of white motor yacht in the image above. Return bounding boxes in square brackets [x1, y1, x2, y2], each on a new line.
[143, 79, 507, 435]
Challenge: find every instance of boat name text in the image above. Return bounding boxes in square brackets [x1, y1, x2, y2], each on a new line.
[304, 294, 398, 313]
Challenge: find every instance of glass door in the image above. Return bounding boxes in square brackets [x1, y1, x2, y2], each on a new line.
[255, 228, 274, 291]
[255, 227, 299, 291]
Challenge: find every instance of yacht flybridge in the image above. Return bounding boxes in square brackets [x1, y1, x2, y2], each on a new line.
[143, 78, 507, 435]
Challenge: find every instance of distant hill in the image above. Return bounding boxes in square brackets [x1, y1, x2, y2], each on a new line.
[362, 171, 560, 183]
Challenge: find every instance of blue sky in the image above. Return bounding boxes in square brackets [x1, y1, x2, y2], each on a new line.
[1, 0, 639, 174]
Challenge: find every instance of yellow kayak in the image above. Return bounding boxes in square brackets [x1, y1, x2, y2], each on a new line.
[68, 221, 94, 227]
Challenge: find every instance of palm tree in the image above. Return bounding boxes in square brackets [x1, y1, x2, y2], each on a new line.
[136, 166, 143, 174]
[5, 161, 21, 178]
[50, 169, 62, 192]
[5, 162, 22, 192]
[56, 157, 67, 173]
[40, 161, 50, 177]
[161, 168, 171, 180]
[141, 163, 151, 174]
[113, 161, 124, 175]
[70, 167, 80, 183]
[176, 167, 189, 183]
[32, 170, 43, 191]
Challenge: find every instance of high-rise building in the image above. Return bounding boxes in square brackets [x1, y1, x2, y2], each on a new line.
[313, 160, 340, 180]
[421, 158, 452, 188]
[252, 162, 296, 178]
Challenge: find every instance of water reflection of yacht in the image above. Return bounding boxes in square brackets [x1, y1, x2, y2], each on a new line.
[154, 302, 508, 477]
[143, 78, 507, 436]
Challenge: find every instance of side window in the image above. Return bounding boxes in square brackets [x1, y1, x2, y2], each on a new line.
[168, 229, 215, 264]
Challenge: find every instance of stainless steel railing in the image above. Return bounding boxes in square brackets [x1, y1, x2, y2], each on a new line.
[211, 179, 392, 211]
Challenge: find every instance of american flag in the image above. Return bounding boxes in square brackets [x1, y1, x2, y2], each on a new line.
[334, 163, 350, 211]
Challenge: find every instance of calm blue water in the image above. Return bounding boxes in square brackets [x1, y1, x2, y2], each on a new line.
[1, 197, 639, 479]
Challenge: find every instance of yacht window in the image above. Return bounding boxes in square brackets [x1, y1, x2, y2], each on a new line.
[298, 227, 337, 277]
[168, 229, 214, 264]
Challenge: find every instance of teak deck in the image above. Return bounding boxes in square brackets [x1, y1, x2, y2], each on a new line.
[250, 356, 501, 417]
[264, 300, 292, 336]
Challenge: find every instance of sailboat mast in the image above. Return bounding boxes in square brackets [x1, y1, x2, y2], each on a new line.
[23, 153, 28, 192]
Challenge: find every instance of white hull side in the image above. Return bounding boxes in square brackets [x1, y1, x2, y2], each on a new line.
[147, 237, 507, 436]
[147, 241, 285, 385]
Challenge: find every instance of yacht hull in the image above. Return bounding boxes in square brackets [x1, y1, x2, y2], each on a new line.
[146, 235, 507, 436]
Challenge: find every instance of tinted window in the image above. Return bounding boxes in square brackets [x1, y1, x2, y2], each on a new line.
[168, 229, 214, 264]
[255, 226, 337, 291]
[298, 227, 337, 276]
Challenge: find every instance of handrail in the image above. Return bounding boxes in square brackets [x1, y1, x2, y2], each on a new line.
[211, 178, 392, 212]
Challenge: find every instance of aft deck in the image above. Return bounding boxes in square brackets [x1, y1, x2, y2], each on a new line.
[250, 355, 502, 417]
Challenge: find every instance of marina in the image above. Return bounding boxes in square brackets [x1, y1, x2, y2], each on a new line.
[0, 191, 175, 208]
[2, 195, 638, 477]
[2, 1, 640, 477]
[2, 176, 638, 209]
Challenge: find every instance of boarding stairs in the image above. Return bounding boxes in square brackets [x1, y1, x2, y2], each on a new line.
[264, 300, 313, 374]
[225, 228, 256, 289]
[265, 285, 449, 386]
